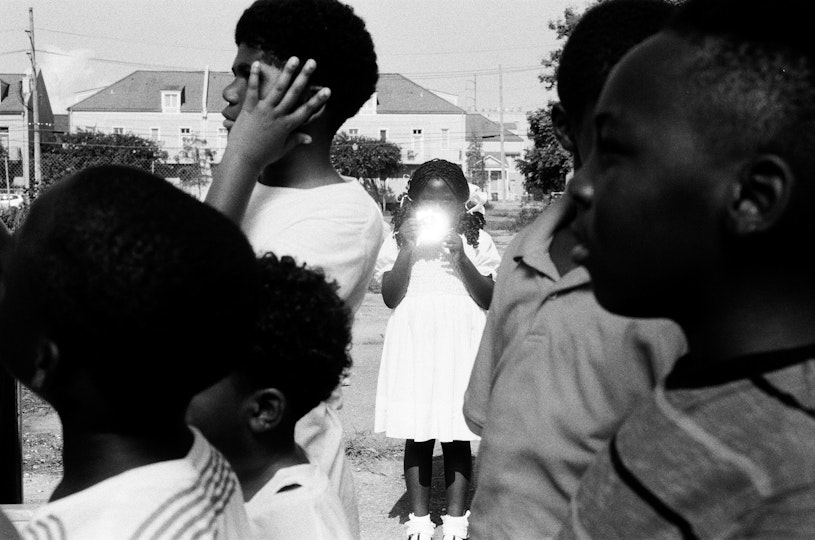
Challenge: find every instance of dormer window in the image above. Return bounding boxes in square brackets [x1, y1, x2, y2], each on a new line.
[161, 86, 184, 113]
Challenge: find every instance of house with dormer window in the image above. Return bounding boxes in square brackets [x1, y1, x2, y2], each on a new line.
[68, 70, 527, 199]
[0, 71, 55, 187]
[69, 70, 231, 162]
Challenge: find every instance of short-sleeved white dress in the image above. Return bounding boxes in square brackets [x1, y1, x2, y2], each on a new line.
[374, 228, 501, 442]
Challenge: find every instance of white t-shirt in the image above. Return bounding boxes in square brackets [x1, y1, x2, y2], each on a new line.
[242, 178, 386, 316]
[21, 428, 253, 540]
[246, 463, 353, 540]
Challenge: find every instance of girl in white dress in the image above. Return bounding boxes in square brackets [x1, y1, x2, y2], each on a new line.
[374, 159, 501, 540]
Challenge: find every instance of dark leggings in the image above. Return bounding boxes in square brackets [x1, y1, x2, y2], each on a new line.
[404, 439, 472, 517]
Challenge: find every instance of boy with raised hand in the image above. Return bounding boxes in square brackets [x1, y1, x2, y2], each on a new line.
[561, 0, 815, 537]
[0, 166, 259, 539]
[463, 1, 686, 538]
[188, 253, 354, 539]
[206, 1, 384, 535]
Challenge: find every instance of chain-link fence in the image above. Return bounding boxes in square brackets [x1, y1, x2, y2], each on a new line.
[0, 143, 215, 232]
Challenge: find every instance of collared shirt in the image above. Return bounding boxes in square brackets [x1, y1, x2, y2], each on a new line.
[559, 347, 815, 540]
[20, 428, 253, 540]
[465, 198, 687, 539]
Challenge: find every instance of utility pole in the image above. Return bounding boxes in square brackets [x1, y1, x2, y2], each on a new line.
[498, 64, 507, 200]
[26, 7, 42, 195]
[473, 73, 477, 111]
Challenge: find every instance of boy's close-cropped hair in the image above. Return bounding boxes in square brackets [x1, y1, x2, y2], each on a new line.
[235, 0, 378, 131]
[238, 253, 352, 420]
[557, 0, 675, 118]
[0, 165, 259, 416]
[667, 0, 815, 235]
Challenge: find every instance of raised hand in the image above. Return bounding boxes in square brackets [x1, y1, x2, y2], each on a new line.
[227, 57, 331, 170]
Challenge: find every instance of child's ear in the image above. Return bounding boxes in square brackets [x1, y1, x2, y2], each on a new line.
[29, 337, 60, 395]
[551, 102, 576, 154]
[728, 154, 794, 236]
[247, 388, 287, 434]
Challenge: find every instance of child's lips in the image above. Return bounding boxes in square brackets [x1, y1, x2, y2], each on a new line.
[222, 119, 235, 130]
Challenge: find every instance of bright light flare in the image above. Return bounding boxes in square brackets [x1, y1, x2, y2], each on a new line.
[416, 207, 451, 245]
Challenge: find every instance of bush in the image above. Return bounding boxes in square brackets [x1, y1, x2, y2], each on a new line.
[511, 203, 545, 232]
[0, 204, 27, 232]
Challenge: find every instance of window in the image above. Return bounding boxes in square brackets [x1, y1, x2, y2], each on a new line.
[179, 127, 191, 148]
[379, 129, 388, 142]
[0, 127, 8, 152]
[441, 128, 449, 149]
[348, 128, 359, 136]
[162, 91, 181, 113]
[112, 127, 124, 135]
[150, 127, 160, 141]
[412, 129, 423, 158]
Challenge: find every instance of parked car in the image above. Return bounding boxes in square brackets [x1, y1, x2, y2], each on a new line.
[0, 193, 24, 209]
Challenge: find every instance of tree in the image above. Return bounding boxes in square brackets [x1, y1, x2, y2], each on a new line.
[539, 5, 588, 90]
[39, 131, 167, 194]
[516, 103, 573, 199]
[518, 1, 600, 199]
[465, 135, 487, 189]
[330, 132, 402, 210]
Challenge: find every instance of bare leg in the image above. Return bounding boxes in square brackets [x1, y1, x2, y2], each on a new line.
[441, 440, 471, 517]
[404, 439, 435, 516]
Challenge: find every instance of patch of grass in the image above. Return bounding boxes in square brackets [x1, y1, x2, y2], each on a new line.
[345, 430, 403, 470]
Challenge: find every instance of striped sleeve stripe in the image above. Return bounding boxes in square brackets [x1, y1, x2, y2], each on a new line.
[143, 451, 233, 540]
[751, 376, 815, 420]
[654, 386, 772, 496]
[24, 515, 65, 540]
[172, 467, 240, 539]
[608, 434, 699, 540]
[187, 478, 240, 540]
[129, 452, 218, 539]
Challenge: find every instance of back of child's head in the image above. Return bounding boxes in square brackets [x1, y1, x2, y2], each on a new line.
[665, 0, 815, 240]
[393, 158, 486, 248]
[557, 0, 676, 118]
[235, 0, 378, 131]
[238, 253, 351, 421]
[0, 165, 259, 419]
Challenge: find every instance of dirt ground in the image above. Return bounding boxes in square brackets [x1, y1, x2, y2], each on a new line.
[18, 208, 520, 540]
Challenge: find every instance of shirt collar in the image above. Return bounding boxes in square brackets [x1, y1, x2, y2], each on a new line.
[512, 197, 588, 290]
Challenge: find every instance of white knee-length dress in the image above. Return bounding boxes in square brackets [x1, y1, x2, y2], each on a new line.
[374, 229, 501, 442]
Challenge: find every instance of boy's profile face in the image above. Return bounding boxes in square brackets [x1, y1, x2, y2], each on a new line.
[569, 33, 732, 319]
[221, 43, 283, 132]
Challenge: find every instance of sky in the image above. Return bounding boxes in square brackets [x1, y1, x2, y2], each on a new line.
[0, 0, 594, 115]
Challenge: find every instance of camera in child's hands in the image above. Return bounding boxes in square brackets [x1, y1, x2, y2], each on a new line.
[416, 206, 451, 246]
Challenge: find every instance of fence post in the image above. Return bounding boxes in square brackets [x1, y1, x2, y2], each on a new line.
[0, 370, 23, 502]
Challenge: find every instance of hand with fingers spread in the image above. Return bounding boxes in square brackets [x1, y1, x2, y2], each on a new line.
[205, 55, 331, 223]
[228, 57, 331, 170]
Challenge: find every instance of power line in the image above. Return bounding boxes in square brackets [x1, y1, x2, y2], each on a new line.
[38, 49, 198, 71]
[382, 42, 561, 57]
[36, 27, 234, 53]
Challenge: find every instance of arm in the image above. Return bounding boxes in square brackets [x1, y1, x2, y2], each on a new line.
[381, 218, 419, 309]
[205, 57, 330, 223]
[445, 232, 495, 310]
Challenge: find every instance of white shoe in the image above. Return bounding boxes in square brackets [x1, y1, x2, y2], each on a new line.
[405, 512, 435, 540]
[441, 510, 470, 539]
